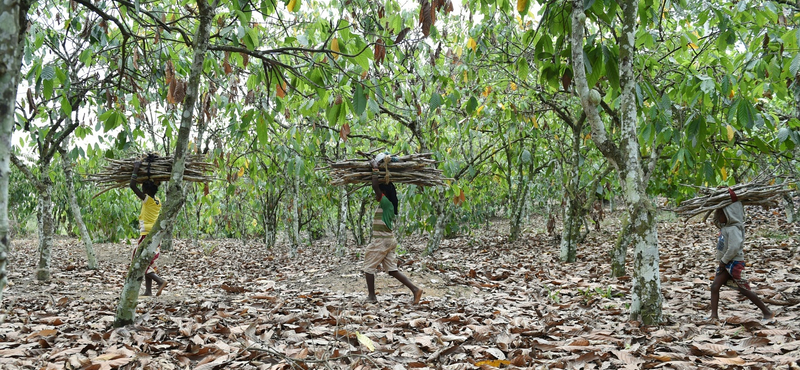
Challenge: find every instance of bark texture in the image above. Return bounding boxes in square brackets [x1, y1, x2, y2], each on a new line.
[336, 186, 348, 255]
[0, 0, 31, 302]
[114, 0, 216, 327]
[571, 0, 663, 324]
[61, 142, 97, 269]
[425, 192, 449, 255]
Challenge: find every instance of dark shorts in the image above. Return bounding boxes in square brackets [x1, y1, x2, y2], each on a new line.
[717, 261, 751, 291]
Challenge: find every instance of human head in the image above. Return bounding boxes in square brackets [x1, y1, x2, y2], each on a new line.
[378, 182, 398, 215]
[142, 180, 160, 198]
[713, 207, 727, 226]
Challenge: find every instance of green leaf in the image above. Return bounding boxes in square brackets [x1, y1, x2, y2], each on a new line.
[40, 65, 56, 81]
[517, 58, 529, 81]
[326, 103, 342, 125]
[60, 95, 72, 117]
[777, 127, 791, 143]
[430, 93, 442, 110]
[466, 96, 478, 114]
[353, 84, 367, 116]
[790, 53, 800, 77]
[736, 100, 755, 130]
[521, 149, 531, 163]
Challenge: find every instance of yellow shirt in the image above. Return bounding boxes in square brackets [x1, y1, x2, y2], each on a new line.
[139, 195, 161, 235]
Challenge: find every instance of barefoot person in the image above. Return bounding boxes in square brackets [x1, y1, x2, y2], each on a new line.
[130, 159, 167, 297]
[363, 158, 422, 304]
[709, 190, 773, 322]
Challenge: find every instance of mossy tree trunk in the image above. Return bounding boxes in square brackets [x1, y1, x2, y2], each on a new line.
[113, 0, 215, 327]
[0, 0, 31, 302]
[571, 0, 663, 324]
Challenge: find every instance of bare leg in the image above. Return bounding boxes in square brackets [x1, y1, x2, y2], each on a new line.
[737, 288, 773, 320]
[710, 270, 731, 320]
[143, 274, 153, 296]
[365, 273, 377, 303]
[388, 271, 422, 304]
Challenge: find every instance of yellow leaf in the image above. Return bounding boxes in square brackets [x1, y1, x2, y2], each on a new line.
[244, 159, 249, 169]
[532, 117, 538, 129]
[238, 167, 245, 178]
[726, 124, 734, 141]
[688, 42, 699, 49]
[475, 105, 484, 115]
[463, 70, 468, 83]
[456, 45, 463, 58]
[721, 167, 728, 181]
[476, 360, 511, 367]
[331, 38, 340, 59]
[729, 89, 735, 99]
[510, 82, 517, 91]
[482, 86, 491, 97]
[498, 102, 504, 110]
[467, 37, 477, 51]
[517, 0, 528, 13]
[355, 332, 375, 352]
[287, 0, 299, 12]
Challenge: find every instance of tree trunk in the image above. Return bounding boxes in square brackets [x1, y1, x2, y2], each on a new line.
[287, 167, 301, 253]
[560, 197, 583, 262]
[35, 175, 54, 281]
[509, 159, 533, 242]
[784, 193, 795, 223]
[425, 193, 449, 255]
[0, 0, 31, 302]
[610, 216, 631, 276]
[571, 0, 663, 324]
[264, 201, 278, 248]
[349, 196, 369, 245]
[336, 186, 348, 255]
[61, 145, 97, 269]
[114, 0, 215, 327]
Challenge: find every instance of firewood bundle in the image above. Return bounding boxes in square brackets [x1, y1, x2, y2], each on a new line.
[87, 154, 216, 197]
[672, 177, 793, 219]
[328, 152, 450, 187]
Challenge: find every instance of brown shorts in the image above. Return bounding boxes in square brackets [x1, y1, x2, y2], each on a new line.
[363, 237, 398, 275]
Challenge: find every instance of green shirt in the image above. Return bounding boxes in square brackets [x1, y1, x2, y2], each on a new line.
[372, 196, 395, 238]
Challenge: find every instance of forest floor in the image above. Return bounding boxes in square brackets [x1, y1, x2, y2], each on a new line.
[0, 207, 799, 369]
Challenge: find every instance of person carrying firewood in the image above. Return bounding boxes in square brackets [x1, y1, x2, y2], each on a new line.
[709, 188, 773, 323]
[129, 157, 168, 297]
[363, 155, 423, 304]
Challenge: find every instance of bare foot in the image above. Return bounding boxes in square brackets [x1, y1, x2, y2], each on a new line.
[412, 289, 423, 305]
[366, 296, 378, 304]
[762, 311, 775, 323]
[156, 281, 168, 297]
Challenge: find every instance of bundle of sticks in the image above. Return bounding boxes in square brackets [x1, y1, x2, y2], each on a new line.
[672, 177, 793, 220]
[87, 153, 216, 197]
[328, 151, 450, 187]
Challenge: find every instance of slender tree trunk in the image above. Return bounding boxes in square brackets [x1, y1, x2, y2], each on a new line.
[287, 167, 301, 253]
[509, 168, 531, 242]
[336, 187, 348, 255]
[560, 197, 583, 262]
[560, 134, 584, 262]
[571, 0, 662, 324]
[35, 175, 54, 281]
[425, 193, 449, 255]
[114, 0, 215, 327]
[264, 202, 278, 248]
[610, 217, 630, 276]
[0, 0, 31, 302]
[61, 144, 97, 269]
[784, 193, 796, 223]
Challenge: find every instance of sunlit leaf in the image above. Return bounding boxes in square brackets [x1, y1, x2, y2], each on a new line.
[355, 332, 374, 352]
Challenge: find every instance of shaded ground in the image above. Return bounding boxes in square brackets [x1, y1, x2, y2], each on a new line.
[0, 208, 798, 369]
